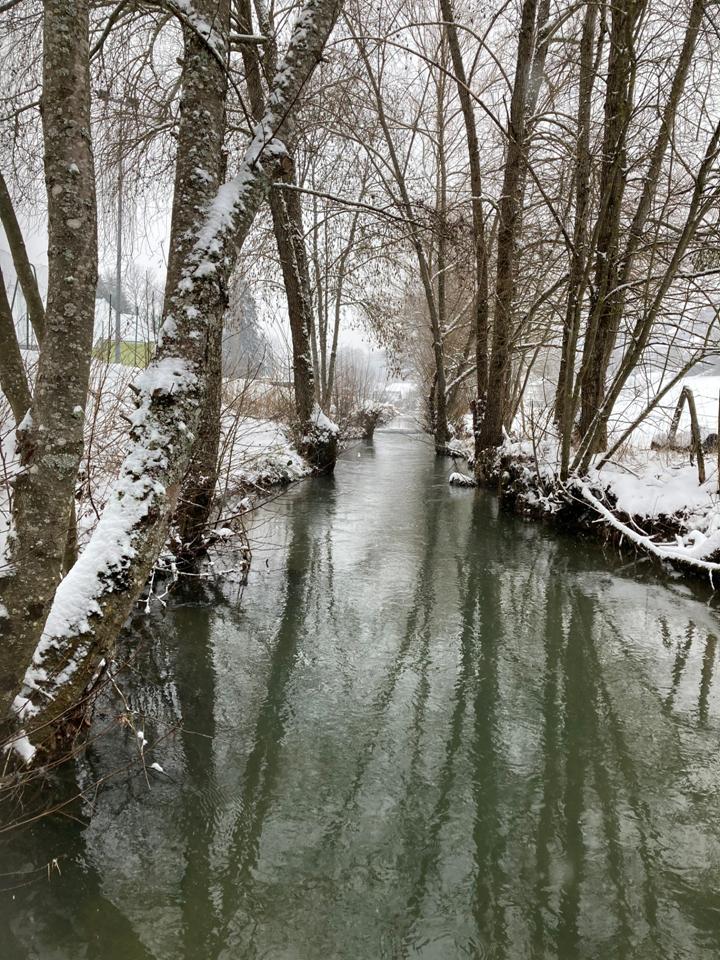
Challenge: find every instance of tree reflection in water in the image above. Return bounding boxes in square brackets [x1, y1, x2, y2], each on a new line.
[2, 431, 720, 960]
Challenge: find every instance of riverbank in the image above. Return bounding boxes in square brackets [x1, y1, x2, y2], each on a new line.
[470, 439, 720, 584]
[0, 358, 311, 563]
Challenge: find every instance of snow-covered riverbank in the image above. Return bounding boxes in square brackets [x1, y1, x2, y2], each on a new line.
[0, 358, 310, 563]
[449, 372, 720, 583]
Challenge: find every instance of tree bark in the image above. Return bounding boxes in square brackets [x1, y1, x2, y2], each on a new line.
[6, 0, 342, 753]
[171, 0, 230, 554]
[0, 0, 98, 718]
[439, 0, 490, 459]
[556, 0, 598, 478]
[478, 0, 545, 451]
[577, 0, 645, 449]
[269, 178, 319, 428]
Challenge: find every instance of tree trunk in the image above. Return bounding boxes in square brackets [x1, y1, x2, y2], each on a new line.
[573, 114, 720, 475]
[577, 0, 645, 450]
[576, 0, 703, 461]
[174, 322, 224, 554]
[439, 0, 490, 459]
[0, 263, 31, 422]
[170, 0, 230, 555]
[556, 0, 598, 478]
[0, 169, 46, 343]
[269, 180, 318, 428]
[6, 0, 342, 755]
[237, 0, 337, 471]
[0, 0, 98, 718]
[478, 0, 543, 451]
[323, 210, 359, 407]
[434, 58, 451, 452]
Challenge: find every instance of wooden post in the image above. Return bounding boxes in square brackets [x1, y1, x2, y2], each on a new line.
[667, 386, 706, 485]
[684, 387, 705, 484]
[667, 387, 687, 447]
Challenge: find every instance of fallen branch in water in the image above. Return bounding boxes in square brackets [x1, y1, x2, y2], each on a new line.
[573, 482, 720, 584]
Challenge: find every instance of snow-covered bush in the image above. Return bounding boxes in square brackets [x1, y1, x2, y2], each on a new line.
[350, 400, 396, 439]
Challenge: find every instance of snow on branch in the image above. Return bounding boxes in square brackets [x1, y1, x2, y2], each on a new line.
[575, 482, 720, 582]
[10, 0, 342, 743]
[167, 0, 343, 302]
[164, 0, 229, 56]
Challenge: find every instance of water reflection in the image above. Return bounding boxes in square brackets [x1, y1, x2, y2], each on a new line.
[2, 428, 720, 959]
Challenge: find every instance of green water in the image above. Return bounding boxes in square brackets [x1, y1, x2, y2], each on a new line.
[2, 421, 720, 959]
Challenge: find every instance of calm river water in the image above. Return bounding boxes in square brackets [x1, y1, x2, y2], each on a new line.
[2, 420, 720, 959]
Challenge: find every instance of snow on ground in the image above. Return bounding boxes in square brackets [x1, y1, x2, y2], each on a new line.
[607, 369, 720, 448]
[0, 356, 309, 567]
[499, 431, 720, 570]
[447, 367, 720, 572]
[593, 455, 717, 521]
[217, 414, 309, 497]
[567, 370, 720, 534]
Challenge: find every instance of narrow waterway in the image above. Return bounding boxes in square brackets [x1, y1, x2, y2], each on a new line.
[3, 420, 720, 959]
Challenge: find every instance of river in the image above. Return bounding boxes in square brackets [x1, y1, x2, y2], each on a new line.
[2, 420, 720, 958]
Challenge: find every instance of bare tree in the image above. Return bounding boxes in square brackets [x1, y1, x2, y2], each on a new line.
[237, 0, 339, 473]
[0, 0, 98, 717]
[477, 0, 550, 454]
[7, 0, 342, 756]
[171, 0, 231, 556]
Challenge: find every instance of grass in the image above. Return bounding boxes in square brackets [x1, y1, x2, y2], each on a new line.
[92, 340, 154, 368]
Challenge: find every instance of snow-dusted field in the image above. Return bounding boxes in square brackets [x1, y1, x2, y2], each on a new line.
[573, 370, 720, 526]
[608, 370, 720, 449]
[447, 369, 720, 574]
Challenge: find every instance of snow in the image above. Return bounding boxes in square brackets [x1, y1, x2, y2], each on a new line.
[449, 471, 476, 487]
[592, 457, 716, 520]
[169, 0, 228, 55]
[17, 409, 32, 432]
[577, 484, 720, 577]
[132, 357, 196, 399]
[3, 730, 36, 764]
[0, 0, 356, 745]
[498, 419, 720, 573]
[94, 299, 151, 347]
[0, 346, 310, 720]
[478, 366, 720, 572]
[311, 403, 339, 436]
[608, 371, 720, 448]
[219, 415, 310, 492]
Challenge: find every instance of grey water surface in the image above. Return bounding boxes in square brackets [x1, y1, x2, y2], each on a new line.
[3, 420, 720, 959]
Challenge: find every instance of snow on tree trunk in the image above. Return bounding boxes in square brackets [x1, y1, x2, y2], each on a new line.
[170, 0, 230, 556]
[0, 0, 98, 719]
[7, 0, 343, 761]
